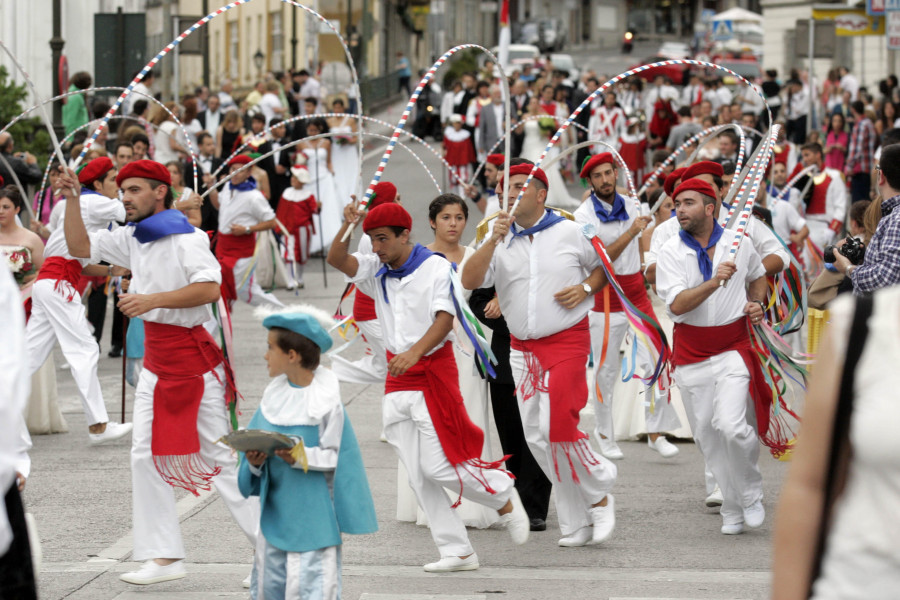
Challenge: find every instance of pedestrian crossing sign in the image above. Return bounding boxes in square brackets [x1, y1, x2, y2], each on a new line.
[712, 20, 734, 41]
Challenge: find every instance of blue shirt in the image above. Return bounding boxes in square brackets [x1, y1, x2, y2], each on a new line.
[851, 194, 900, 295]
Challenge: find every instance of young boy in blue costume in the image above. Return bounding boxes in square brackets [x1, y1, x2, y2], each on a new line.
[239, 312, 377, 599]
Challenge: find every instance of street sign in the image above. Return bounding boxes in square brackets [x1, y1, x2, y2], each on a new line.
[712, 20, 734, 41]
[886, 0, 900, 11]
[701, 9, 716, 23]
[812, 7, 885, 35]
[869, 0, 885, 16]
[889, 10, 900, 49]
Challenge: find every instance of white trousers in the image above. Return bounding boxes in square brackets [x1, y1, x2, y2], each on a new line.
[807, 219, 837, 252]
[509, 349, 617, 536]
[252, 536, 340, 600]
[234, 257, 285, 309]
[329, 319, 387, 385]
[589, 310, 682, 440]
[675, 352, 763, 525]
[382, 390, 512, 558]
[26, 279, 108, 426]
[131, 365, 259, 560]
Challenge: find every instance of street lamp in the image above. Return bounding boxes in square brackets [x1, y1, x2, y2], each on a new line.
[253, 49, 265, 77]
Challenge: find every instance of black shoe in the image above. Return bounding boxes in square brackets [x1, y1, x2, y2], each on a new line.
[529, 518, 546, 531]
[108, 346, 122, 358]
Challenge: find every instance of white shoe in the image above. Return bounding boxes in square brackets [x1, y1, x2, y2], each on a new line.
[598, 437, 624, 460]
[120, 559, 186, 585]
[705, 485, 723, 507]
[721, 522, 744, 535]
[589, 495, 615, 545]
[286, 279, 299, 291]
[89, 422, 134, 445]
[647, 435, 679, 458]
[242, 568, 252, 588]
[558, 526, 593, 547]
[423, 553, 479, 572]
[743, 500, 765, 529]
[498, 489, 530, 545]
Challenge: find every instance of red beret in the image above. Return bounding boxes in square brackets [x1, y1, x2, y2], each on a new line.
[681, 160, 724, 182]
[579, 152, 616, 179]
[486, 154, 505, 167]
[0, 175, 5, 187]
[115, 159, 172, 187]
[499, 163, 549, 189]
[663, 167, 686, 197]
[673, 178, 718, 202]
[368, 181, 397, 209]
[228, 154, 253, 167]
[363, 202, 412, 234]
[78, 157, 114, 187]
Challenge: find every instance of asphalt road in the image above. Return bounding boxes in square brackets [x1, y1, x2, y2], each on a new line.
[22, 40, 787, 600]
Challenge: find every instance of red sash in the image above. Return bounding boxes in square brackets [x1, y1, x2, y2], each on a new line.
[672, 318, 772, 438]
[352, 289, 377, 322]
[143, 321, 238, 496]
[385, 343, 510, 506]
[36, 256, 82, 302]
[510, 318, 601, 481]
[215, 233, 256, 307]
[593, 272, 653, 314]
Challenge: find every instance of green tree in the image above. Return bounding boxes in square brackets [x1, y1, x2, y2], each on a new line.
[0, 65, 52, 168]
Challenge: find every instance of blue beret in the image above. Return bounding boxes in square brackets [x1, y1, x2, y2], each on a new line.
[262, 313, 333, 352]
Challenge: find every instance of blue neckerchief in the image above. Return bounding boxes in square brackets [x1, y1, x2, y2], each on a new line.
[81, 188, 102, 197]
[670, 209, 677, 218]
[678, 220, 724, 281]
[487, 188, 496, 197]
[374, 243, 434, 304]
[229, 176, 257, 192]
[766, 184, 779, 197]
[590, 191, 629, 223]
[507, 209, 565, 247]
[722, 200, 733, 210]
[128, 209, 196, 244]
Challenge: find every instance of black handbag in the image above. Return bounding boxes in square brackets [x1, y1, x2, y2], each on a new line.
[808, 294, 873, 598]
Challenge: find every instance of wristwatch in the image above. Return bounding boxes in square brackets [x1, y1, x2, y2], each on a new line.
[581, 282, 592, 295]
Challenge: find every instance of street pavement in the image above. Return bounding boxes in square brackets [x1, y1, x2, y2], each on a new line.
[24, 41, 787, 600]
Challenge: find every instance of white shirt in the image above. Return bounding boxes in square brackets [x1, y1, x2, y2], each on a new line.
[203, 109, 221, 136]
[574, 194, 641, 275]
[645, 204, 790, 271]
[258, 93, 283, 125]
[216, 185, 276, 233]
[123, 81, 151, 117]
[298, 78, 322, 100]
[89, 225, 221, 327]
[348, 251, 456, 355]
[0, 266, 29, 554]
[44, 194, 125, 266]
[153, 121, 181, 164]
[471, 213, 600, 340]
[765, 197, 807, 242]
[656, 229, 765, 327]
[840, 73, 860, 101]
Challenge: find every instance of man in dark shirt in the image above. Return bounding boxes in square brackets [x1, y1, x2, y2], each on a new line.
[0, 132, 42, 187]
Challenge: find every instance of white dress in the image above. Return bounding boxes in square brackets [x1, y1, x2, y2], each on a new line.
[396, 246, 500, 529]
[520, 120, 578, 210]
[303, 145, 342, 254]
[329, 116, 360, 206]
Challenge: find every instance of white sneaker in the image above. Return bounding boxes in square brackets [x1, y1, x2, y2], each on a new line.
[286, 279, 299, 291]
[120, 559, 186, 585]
[589, 495, 615, 545]
[498, 489, 530, 545]
[721, 522, 744, 535]
[423, 553, 479, 572]
[598, 437, 624, 460]
[647, 435, 679, 458]
[743, 500, 765, 529]
[705, 485, 723, 508]
[558, 526, 593, 547]
[242, 566, 252, 588]
[89, 422, 134, 445]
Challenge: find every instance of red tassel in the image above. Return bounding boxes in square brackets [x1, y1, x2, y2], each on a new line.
[153, 454, 221, 497]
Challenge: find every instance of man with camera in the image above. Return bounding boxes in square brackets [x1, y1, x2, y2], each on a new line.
[834, 144, 900, 294]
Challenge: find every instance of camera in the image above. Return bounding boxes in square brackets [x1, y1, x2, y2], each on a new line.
[824, 236, 866, 265]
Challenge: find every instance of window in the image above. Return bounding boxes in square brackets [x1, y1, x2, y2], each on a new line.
[271, 11, 284, 72]
[228, 20, 239, 80]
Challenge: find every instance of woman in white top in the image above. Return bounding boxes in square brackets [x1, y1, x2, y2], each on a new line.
[150, 101, 187, 164]
[300, 118, 341, 254]
[516, 97, 577, 210]
[396, 193, 499, 530]
[326, 98, 359, 206]
[773, 288, 900, 599]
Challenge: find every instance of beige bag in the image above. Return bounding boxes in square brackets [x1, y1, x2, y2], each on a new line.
[808, 269, 846, 310]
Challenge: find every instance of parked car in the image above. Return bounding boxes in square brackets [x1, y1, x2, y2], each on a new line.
[657, 42, 691, 59]
[539, 19, 567, 52]
[549, 53, 580, 83]
[516, 22, 542, 48]
[628, 56, 692, 85]
[487, 44, 541, 75]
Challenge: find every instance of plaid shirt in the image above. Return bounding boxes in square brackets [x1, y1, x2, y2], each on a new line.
[846, 117, 876, 175]
[851, 194, 900, 294]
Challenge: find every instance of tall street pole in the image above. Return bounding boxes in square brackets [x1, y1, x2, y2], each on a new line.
[50, 0, 65, 139]
[203, 0, 210, 88]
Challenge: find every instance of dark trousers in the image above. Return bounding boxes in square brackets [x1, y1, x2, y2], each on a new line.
[86, 286, 107, 344]
[850, 171, 871, 202]
[489, 381, 552, 521]
[0, 486, 37, 600]
[786, 115, 808, 145]
[110, 295, 127, 351]
[399, 76, 411, 97]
